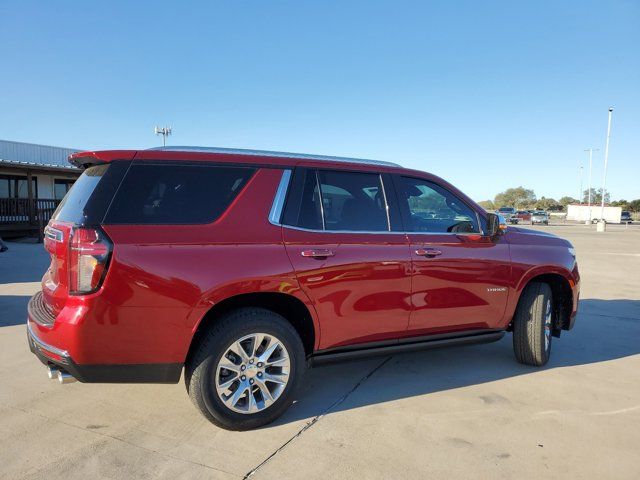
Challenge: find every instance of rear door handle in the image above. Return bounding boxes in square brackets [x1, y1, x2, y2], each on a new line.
[414, 248, 443, 258]
[301, 249, 335, 258]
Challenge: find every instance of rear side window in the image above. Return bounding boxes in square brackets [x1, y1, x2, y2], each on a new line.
[104, 163, 255, 224]
[53, 164, 109, 224]
[282, 168, 389, 232]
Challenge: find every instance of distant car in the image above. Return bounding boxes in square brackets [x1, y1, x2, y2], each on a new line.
[531, 211, 549, 225]
[514, 210, 532, 224]
[497, 207, 516, 222]
[621, 211, 632, 224]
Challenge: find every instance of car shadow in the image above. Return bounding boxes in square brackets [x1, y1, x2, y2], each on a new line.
[276, 298, 640, 426]
[0, 242, 49, 327]
[0, 296, 32, 327]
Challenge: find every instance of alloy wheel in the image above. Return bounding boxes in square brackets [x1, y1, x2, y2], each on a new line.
[215, 333, 290, 414]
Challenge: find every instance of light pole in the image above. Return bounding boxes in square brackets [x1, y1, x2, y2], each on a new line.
[598, 108, 613, 231]
[584, 147, 599, 224]
[579, 165, 583, 205]
[154, 126, 172, 147]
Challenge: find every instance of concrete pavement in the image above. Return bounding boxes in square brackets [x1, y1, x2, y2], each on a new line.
[1, 225, 639, 479]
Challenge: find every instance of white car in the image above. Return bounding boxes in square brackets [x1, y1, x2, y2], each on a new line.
[531, 211, 549, 225]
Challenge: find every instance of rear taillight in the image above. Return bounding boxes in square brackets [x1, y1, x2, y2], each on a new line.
[69, 227, 112, 294]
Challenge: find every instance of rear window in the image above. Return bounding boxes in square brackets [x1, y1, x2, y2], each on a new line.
[104, 163, 255, 224]
[53, 164, 110, 224]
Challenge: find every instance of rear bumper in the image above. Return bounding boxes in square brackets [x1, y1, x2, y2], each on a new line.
[27, 297, 182, 384]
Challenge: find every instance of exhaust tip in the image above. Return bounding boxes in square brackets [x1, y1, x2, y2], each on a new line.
[47, 366, 59, 380]
[57, 370, 77, 384]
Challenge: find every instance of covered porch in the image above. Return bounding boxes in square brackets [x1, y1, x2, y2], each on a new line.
[0, 161, 79, 240]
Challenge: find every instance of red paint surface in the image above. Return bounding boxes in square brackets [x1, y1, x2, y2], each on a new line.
[30, 149, 580, 368]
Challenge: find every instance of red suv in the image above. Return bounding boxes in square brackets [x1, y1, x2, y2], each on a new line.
[27, 147, 580, 430]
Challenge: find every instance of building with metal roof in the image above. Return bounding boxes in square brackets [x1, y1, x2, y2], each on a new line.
[1, 140, 82, 238]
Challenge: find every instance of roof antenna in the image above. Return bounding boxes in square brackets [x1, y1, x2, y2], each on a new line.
[154, 126, 172, 147]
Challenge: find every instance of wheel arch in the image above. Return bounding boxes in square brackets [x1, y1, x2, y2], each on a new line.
[512, 270, 574, 333]
[186, 292, 318, 364]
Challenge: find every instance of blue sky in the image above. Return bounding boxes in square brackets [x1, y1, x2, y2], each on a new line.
[1, 1, 638, 202]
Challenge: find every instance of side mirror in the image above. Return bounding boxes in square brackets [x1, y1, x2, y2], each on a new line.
[486, 213, 508, 236]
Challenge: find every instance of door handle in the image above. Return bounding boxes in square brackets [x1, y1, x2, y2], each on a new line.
[301, 249, 335, 258]
[415, 248, 443, 258]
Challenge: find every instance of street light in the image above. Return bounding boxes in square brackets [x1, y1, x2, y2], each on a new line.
[154, 126, 172, 147]
[578, 165, 583, 205]
[598, 108, 613, 231]
[583, 147, 599, 224]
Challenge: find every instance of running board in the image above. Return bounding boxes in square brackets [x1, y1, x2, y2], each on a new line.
[310, 330, 505, 365]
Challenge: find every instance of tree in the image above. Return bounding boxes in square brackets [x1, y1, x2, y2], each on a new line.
[628, 199, 640, 213]
[477, 200, 494, 211]
[559, 196, 577, 206]
[611, 199, 629, 209]
[582, 188, 610, 204]
[535, 196, 559, 211]
[494, 187, 536, 209]
[547, 203, 564, 212]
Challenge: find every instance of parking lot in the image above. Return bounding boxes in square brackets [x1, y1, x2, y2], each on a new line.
[1, 224, 639, 480]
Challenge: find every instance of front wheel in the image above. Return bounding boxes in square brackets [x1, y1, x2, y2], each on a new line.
[186, 308, 306, 430]
[512, 282, 554, 366]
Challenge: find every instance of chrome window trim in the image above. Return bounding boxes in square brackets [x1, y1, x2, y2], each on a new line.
[378, 174, 392, 232]
[27, 321, 70, 359]
[149, 146, 401, 167]
[280, 224, 488, 236]
[268, 169, 292, 225]
[273, 166, 488, 236]
[315, 170, 326, 230]
[281, 224, 406, 235]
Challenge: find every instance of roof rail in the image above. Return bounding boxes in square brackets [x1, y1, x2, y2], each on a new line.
[147, 146, 401, 168]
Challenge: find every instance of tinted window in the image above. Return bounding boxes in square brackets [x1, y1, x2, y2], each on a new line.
[53, 164, 109, 224]
[282, 169, 323, 230]
[282, 169, 390, 232]
[105, 163, 255, 224]
[398, 177, 480, 233]
[318, 171, 388, 231]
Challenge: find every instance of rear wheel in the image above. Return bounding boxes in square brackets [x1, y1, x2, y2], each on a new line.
[186, 308, 306, 430]
[512, 282, 553, 366]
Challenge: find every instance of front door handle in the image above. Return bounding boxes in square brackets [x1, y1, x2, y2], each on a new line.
[301, 249, 335, 258]
[415, 248, 443, 258]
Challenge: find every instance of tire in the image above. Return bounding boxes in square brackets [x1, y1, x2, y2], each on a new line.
[185, 307, 306, 430]
[512, 282, 554, 366]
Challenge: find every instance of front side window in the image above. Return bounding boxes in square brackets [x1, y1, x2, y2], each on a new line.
[398, 177, 480, 234]
[282, 169, 389, 232]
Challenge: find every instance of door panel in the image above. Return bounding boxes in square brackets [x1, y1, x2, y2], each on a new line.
[283, 228, 412, 349]
[391, 174, 511, 337]
[281, 167, 411, 349]
[406, 233, 511, 336]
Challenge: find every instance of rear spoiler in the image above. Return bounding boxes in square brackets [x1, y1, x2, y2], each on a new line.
[68, 150, 138, 169]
